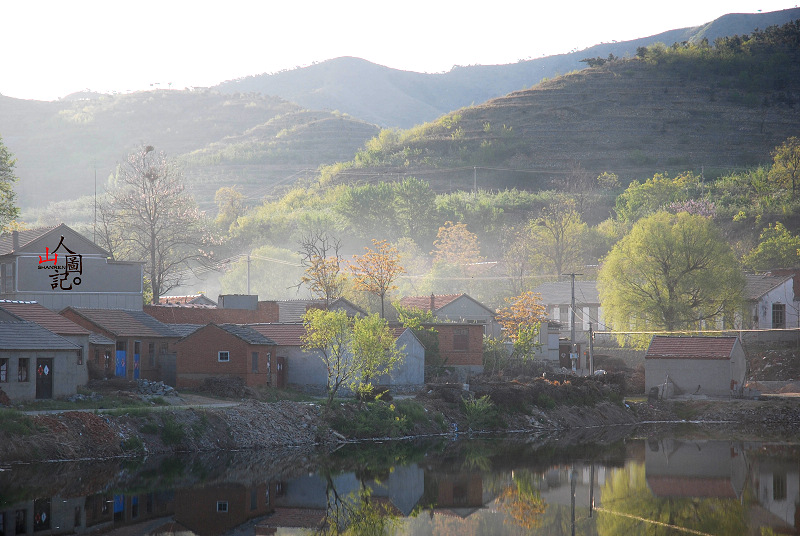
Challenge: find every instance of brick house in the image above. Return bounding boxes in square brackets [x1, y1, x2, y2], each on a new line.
[174, 323, 277, 389]
[144, 297, 278, 325]
[645, 335, 747, 398]
[398, 294, 500, 337]
[59, 307, 180, 383]
[422, 322, 484, 379]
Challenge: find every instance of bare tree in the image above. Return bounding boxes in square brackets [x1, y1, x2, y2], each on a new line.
[99, 145, 213, 303]
[297, 231, 346, 304]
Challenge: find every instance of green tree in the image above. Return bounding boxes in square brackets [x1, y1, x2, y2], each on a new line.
[214, 186, 245, 233]
[743, 222, 800, 270]
[99, 145, 214, 303]
[0, 135, 21, 230]
[614, 172, 700, 224]
[769, 136, 800, 197]
[598, 211, 744, 348]
[302, 309, 403, 406]
[528, 197, 587, 276]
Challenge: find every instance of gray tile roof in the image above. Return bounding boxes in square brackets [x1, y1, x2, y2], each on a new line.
[744, 274, 792, 300]
[0, 321, 80, 350]
[169, 324, 203, 337]
[64, 308, 180, 338]
[217, 324, 276, 345]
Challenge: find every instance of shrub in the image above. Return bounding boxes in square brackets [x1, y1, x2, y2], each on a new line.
[462, 395, 500, 429]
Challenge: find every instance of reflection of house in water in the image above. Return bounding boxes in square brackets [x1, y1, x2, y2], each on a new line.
[256, 464, 424, 533]
[645, 439, 748, 499]
[173, 482, 274, 536]
[750, 452, 800, 533]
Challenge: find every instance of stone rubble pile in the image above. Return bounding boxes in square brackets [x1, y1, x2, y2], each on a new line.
[136, 379, 177, 397]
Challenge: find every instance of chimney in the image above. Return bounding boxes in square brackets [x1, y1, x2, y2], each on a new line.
[430, 293, 436, 312]
[11, 230, 18, 251]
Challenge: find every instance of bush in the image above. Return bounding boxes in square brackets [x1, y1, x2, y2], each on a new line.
[462, 395, 501, 430]
[536, 393, 556, 410]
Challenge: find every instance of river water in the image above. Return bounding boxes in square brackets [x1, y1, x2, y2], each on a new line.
[1, 426, 798, 535]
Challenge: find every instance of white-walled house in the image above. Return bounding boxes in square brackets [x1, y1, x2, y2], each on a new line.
[744, 273, 799, 329]
[645, 335, 747, 398]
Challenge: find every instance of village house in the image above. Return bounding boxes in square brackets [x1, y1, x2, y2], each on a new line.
[273, 297, 367, 322]
[0, 300, 91, 388]
[398, 294, 501, 337]
[0, 320, 82, 401]
[250, 323, 425, 395]
[60, 307, 180, 384]
[743, 273, 800, 330]
[173, 323, 277, 389]
[422, 322, 484, 380]
[0, 224, 143, 311]
[645, 335, 747, 399]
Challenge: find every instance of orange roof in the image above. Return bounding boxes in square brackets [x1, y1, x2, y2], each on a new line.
[645, 336, 738, 360]
[250, 323, 305, 346]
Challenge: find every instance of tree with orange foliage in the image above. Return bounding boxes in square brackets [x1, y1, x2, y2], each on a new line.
[432, 221, 484, 266]
[349, 239, 405, 318]
[495, 291, 547, 364]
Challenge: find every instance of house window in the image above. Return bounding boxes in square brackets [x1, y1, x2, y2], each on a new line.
[148, 342, 155, 367]
[454, 328, 469, 351]
[216, 501, 228, 513]
[252, 352, 258, 373]
[160, 342, 169, 355]
[772, 303, 786, 329]
[0, 358, 7, 382]
[77, 348, 83, 365]
[18, 358, 29, 382]
[218, 351, 230, 362]
[773, 473, 787, 501]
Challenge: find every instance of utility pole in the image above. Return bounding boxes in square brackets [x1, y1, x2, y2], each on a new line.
[564, 272, 582, 372]
[473, 166, 477, 195]
[246, 253, 251, 295]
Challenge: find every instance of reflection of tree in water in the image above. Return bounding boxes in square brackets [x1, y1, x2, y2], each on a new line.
[317, 477, 402, 536]
[497, 470, 546, 530]
[596, 462, 747, 535]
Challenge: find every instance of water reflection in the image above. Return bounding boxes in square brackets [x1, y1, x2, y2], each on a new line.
[0, 432, 798, 535]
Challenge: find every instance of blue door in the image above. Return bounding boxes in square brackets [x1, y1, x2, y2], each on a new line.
[115, 341, 126, 377]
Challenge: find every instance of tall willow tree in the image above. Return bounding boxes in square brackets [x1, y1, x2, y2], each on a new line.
[598, 211, 744, 347]
[0, 135, 20, 230]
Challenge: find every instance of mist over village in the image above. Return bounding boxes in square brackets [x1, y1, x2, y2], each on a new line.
[1, 6, 800, 536]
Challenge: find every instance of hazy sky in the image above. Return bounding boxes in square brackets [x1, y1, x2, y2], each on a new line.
[3, 0, 798, 101]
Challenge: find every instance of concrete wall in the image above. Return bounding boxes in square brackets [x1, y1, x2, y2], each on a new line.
[437, 298, 501, 337]
[645, 352, 746, 397]
[375, 329, 425, 389]
[0, 349, 83, 401]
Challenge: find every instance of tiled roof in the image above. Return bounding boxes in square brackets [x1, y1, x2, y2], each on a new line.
[0, 321, 80, 350]
[169, 324, 203, 337]
[64, 308, 179, 338]
[744, 273, 792, 300]
[250, 323, 305, 346]
[159, 294, 217, 306]
[645, 336, 738, 360]
[532, 280, 600, 305]
[0, 301, 90, 336]
[0, 227, 57, 255]
[216, 324, 276, 345]
[397, 294, 463, 312]
[88, 332, 115, 346]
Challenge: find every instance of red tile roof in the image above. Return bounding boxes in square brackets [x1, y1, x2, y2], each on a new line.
[0, 301, 89, 335]
[645, 336, 738, 360]
[397, 294, 463, 312]
[62, 308, 178, 338]
[249, 324, 306, 346]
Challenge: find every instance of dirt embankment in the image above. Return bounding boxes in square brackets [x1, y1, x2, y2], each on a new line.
[2, 377, 800, 464]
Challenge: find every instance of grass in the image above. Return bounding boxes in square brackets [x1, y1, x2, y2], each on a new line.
[0, 408, 41, 436]
[329, 400, 432, 439]
[462, 395, 502, 429]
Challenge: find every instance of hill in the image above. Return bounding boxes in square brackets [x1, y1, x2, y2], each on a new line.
[0, 90, 379, 211]
[317, 26, 800, 196]
[217, 8, 800, 128]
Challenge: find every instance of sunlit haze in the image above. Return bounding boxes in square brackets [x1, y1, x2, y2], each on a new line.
[3, 0, 799, 101]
